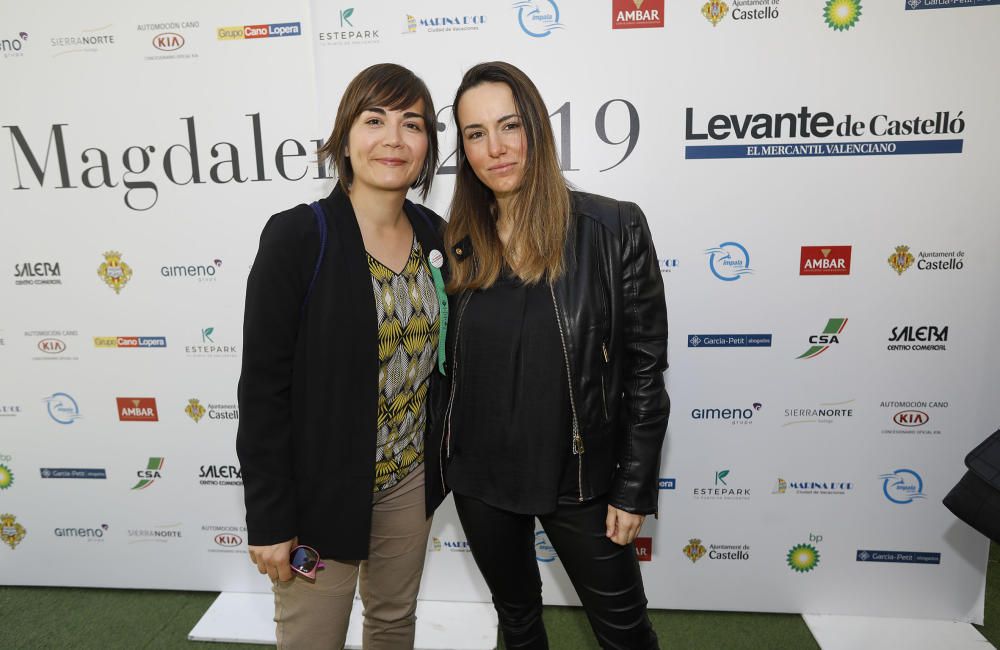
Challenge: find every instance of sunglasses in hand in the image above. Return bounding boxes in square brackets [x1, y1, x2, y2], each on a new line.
[290, 545, 325, 580]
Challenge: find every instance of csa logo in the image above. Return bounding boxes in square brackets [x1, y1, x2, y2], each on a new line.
[823, 0, 861, 31]
[683, 538, 707, 563]
[185, 398, 207, 422]
[131, 457, 165, 490]
[787, 543, 820, 572]
[702, 1, 729, 26]
[1, 514, 26, 549]
[0, 463, 12, 490]
[97, 251, 133, 294]
[797, 318, 847, 359]
[888, 245, 915, 275]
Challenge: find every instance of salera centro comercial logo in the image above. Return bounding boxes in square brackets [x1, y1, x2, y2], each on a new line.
[44, 392, 81, 424]
[217, 21, 302, 40]
[887, 325, 948, 352]
[13, 261, 61, 286]
[131, 457, 165, 490]
[97, 251, 132, 294]
[797, 318, 847, 359]
[880, 468, 926, 504]
[705, 242, 753, 281]
[513, 1, 565, 37]
[800, 246, 851, 276]
[612, 0, 664, 29]
[1, 514, 26, 549]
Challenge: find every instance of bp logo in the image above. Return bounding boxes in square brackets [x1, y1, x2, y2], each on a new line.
[1, 513, 26, 549]
[888, 245, 915, 275]
[787, 543, 820, 572]
[683, 538, 707, 563]
[97, 250, 133, 294]
[185, 398, 207, 422]
[0, 464, 12, 490]
[824, 0, 861, 31]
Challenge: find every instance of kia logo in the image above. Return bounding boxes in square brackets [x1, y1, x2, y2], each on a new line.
[38, 338, 66, 354]
[214, 533, 243, 547]
[894, 410, 929, 427]
[153, 32, 185, 51]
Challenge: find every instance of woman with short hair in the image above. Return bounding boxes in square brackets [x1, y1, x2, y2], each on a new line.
[237, 63, 449, 649]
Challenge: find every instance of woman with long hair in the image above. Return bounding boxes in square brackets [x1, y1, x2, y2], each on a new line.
[441, 61, 669, 650]
[237, 63, 449, 649]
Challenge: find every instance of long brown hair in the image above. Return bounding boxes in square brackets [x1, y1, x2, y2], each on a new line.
[445, 61, 570, 291]
[317, 63, 439, 198]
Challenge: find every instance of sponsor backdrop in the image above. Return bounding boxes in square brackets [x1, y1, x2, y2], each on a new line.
[1, 0, 997, 625]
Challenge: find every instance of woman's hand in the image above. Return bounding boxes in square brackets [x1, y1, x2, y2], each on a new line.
[248, 537, 297, 582]
[605, 506, 645, 546]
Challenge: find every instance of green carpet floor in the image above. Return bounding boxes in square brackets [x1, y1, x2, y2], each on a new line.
[1, 542, 995, 649]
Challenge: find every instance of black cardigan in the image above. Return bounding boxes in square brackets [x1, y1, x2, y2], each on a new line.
[236, 185, 448, 560]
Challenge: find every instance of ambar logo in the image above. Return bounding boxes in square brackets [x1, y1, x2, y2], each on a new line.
[800, 246, 851, 275]
[635, 537, 653, 561]
[117, 397, 158, 422]
[612, 0, 664, 29]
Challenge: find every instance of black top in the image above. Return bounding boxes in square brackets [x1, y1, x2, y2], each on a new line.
[446, 271, 577, 514]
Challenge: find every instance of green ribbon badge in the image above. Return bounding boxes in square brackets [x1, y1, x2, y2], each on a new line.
[428, 249, 449, 375]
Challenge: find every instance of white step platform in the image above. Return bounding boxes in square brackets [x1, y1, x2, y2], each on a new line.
[189, 592, 498, 649]
[803, 614, 994, 650]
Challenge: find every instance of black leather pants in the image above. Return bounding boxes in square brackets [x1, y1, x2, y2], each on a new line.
[454, 493, 659, 650]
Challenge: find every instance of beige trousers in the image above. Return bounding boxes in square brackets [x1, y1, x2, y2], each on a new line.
[273, 466, 432, 649]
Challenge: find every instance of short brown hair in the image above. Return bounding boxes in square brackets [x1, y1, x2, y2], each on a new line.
[445, 61, 570, 291]
[317, 64, 438, 198]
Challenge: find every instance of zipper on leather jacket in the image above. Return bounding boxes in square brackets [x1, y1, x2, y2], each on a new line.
[600, 342, 610, 421]
[440, 290, 473, 494]
[548, 283, 586, 502]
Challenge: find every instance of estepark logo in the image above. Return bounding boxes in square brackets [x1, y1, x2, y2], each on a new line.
[692, 469, 750, 501]
[117, 397, 159, 422]
[612, 0, 664, 29]
[318, 9, 380, 45]
[185, 327, 238, 358]
[131, 457, 165, 490]
[513, 1, 565, 38]
[797, 318, 847, 359]
[800, 246, 851, 276]
[217, 22, 302, 40]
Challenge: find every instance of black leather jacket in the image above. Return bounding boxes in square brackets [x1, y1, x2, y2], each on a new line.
[438, 191, 669, 514]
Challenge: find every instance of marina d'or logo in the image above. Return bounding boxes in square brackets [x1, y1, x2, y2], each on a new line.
[683, 538, 707, 563]
[880, 468, 926, 504]
[702, 1, 729, 26]
[131, 457, 165, 490]
[0, 463, 12, 490]
[1, 514, 26, 549]
[888, 245, 915, 275]
[513, 1, 564, 38]
[97, 251, 132, 294]
[185, 398, 207, 422]
[797, 318, 847, 359]
[824, 0, 861, 31]
[787, 543, 820, 572]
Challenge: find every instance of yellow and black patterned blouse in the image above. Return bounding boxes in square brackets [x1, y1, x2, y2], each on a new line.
[368, 237, 439, 492]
